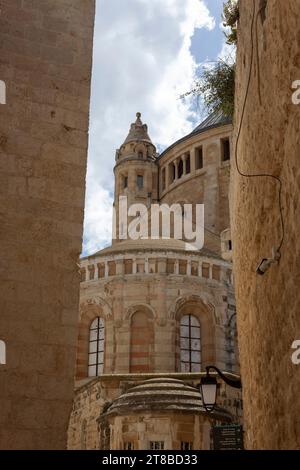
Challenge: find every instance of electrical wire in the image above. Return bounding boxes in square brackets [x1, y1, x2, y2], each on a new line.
[234, 0, 285, 254]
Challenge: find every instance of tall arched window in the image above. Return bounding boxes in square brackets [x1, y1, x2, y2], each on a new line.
[180, 315, 201, 372]
[88, 317, 104, 377]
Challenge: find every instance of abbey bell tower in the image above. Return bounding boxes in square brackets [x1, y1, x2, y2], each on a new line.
[113, 113, 158, 244]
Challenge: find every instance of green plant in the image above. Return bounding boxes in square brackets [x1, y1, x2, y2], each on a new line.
[181, 60, 235, 117]
[222, 0, 239, 45]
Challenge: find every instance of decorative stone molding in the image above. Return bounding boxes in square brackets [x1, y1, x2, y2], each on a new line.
[80, 297, 113, 320]
[125, 303, 157, 321]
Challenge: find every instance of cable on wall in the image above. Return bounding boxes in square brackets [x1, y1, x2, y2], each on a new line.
[234, 0, 285, 267]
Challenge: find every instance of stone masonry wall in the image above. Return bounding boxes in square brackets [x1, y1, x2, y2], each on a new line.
[0, 0, 95, 449]
[231, 0, 300, 449]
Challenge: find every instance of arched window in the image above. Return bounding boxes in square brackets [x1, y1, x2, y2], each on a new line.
[88, 317, 104, 377]
[178, 159, 183, 179]
[180, 315, 201, 372]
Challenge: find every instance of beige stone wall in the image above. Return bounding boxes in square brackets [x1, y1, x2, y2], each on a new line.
[0, 0, 95, 449]
[231, 0, 300, 449]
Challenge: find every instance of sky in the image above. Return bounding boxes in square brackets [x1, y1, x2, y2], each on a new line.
[82, 0, 230, 256]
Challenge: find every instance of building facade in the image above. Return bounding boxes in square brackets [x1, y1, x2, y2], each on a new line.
[68, 112, 242, 450]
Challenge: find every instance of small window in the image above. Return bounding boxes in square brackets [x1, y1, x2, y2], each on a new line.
[181, 442, 193, 450]
[88, 317, 104, 377]
[124, 442, 134, 450]
[138, 151, 143, 159]
[222, 138, 230, 161]
[178, 159, 183, 179]
[150, 441, 164, 450]
[123, 176, 128, 188]
[195, 147, 203, 169]
[186, 154, 190, 174]
[137, 174, 144, 189]
[228, 240, 232, 251]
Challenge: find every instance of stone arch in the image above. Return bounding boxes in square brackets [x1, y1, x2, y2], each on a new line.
[76, 300, 109, 379]
[125, 303, 157, 321]
[173, 295, 216, 370]
[129, 305, 155, 373]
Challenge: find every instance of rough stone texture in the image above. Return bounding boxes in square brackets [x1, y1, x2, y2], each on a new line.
[231, 0, 300, 450]
[0, 0, 95, 449]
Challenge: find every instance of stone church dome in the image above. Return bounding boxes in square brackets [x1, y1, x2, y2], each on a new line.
[100, 378, 232, 421]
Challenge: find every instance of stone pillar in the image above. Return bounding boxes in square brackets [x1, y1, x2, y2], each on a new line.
[104, 261, 109, 278]
[174, 161, 178, 180]
[191, 148, 196, 173]
[157, 257, 167, 274]
[183, 155, 187, 175]
[186, 259, 192, 275]
[131, 258, 137, 274]
[115, 259, 124, 275]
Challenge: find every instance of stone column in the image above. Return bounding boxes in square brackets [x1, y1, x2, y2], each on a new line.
[115, 258, 124, 275]
[186, 259, 192, 275]
[104, 261, 109, 278]
[174, 161, 178, 180]
[132, 258, 137, 274]
[183, 155, 187, 175]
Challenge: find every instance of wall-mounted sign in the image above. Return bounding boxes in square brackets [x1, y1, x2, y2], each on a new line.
[212, 425, 244, 450]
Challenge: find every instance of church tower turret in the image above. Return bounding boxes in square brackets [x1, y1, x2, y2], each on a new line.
[113, 113, 158, 244]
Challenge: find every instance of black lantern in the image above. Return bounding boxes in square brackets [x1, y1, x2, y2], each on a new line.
[199, 374, 218, 412]
[199, 366, 242, 413]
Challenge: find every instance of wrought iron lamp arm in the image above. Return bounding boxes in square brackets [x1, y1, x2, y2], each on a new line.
[205, 366, 242, 389]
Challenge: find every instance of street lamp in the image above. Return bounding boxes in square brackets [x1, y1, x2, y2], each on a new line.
[199, 366, 242, 412]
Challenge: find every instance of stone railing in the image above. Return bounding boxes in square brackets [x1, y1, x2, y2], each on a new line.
[80, 252, 233, 285]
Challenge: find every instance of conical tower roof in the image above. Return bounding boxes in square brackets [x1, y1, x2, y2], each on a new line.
[123, 112, 153, 144]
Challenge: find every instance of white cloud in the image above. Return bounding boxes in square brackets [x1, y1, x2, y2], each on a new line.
[82, 0, 215, 256]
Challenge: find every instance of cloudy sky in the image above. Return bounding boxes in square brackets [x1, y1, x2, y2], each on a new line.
[82, 0, 230, 256]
